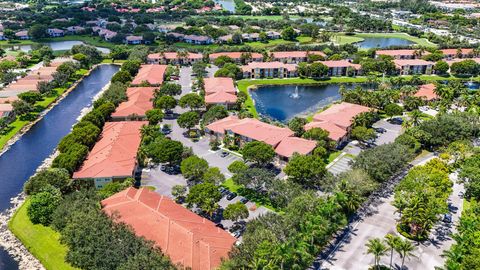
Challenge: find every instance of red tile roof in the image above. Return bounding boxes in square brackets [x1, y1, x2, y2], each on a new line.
[205, 115, 240, 134]
[148, 52, 203, 60]
[73, 121, 146, 179]
[414, 84, 439, 101]
[204, 77, 237, 105]
[272, 51, 326, 59]
[393, 59, 434, 68]
[241, 61, 297, 72]
[226, 118, 294, 146]
[101, 187, 236, 270]
[132, 64, 167, 86]
[306, 102, 372, 141]
[441, 48, 473, 56]
[111, 87, 155, 118]
[321, 60, 361, 69]
[0, 96, 18, 104]
[274, 137, 317, 158]
[376, 49, 425, 57]
[209, 52, 263, 60]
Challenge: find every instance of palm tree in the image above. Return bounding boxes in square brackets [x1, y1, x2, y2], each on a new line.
[394, 238, 416, 269]
[384, 234, 401, 270]
[409, 110, 422, 126]
[366, 238, 388, 270]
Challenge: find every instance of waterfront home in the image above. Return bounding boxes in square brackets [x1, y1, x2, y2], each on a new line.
[147, 52, 203, 65]
[441, 48, 474, 59]
[242, 33, 260, 42]
[73, 121, 146, 188]
[413, 84, 439, 101]
[131, 64, 167, 86]
[47, 28, 65, 37]
[305, 102, 372, 144]
[241, 61, 297, 79]
[203, 77, 237, 108]
[14, 30, 30, 40]
[271, 51, 326, 63]
[96, 28, 117, 41]
[266, 31, 281, 39]
[217, 34, 233, 43]
[184, 34, 213, 45]
[375, 49, 429, 60]
[274, 137, 317, 163]
[209, 52, 263, 64]
[102, 187, 236, 270]
[111, 87, 155, 121]
[393, 59, 434, 75]
[321, 60, 362, 76]
[66, 26, 85, 34]
[125, 35, 143, 45]
[0, 104, 14, 121]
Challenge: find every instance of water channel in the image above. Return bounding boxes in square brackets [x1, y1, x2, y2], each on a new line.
[0, 64, 119, 269]
[356, 37, 414, 49]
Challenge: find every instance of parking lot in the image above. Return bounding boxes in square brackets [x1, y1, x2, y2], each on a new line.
[372, 119, 403, 145]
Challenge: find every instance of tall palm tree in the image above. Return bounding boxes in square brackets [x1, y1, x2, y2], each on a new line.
[384, 234, 401, 270]
[366, 238, 388, 270]
[394, 238, 416, 269]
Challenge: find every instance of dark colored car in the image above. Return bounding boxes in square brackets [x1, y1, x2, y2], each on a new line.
[240, 197, 249, 204]
[226, 192, 237, 200]
[444, 214, 452, 223]
[374, 127, 386, 133]
[220, 151, 229, 158]
[215, 223, 225, 229]
[390, 117, 403, 125]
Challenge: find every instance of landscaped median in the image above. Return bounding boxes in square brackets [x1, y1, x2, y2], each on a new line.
[8, 198, 78, 270]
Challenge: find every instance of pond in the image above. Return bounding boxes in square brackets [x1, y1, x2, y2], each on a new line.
[356, 37, 414, 49]
[250, 84, 368, 122]
[19, 41, 111, 54]
[0, 64, 119, 268]
[215, 0, 235, 12]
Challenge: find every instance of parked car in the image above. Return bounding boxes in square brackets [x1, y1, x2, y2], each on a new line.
[389, 117, 403, 125]
[220, 151, 229, 158]
[444, 214, 452, 223]
[215, 223, 225, 229]
[226, 192, 237, 200]
[160, 165, 166, 171]
[374, 127, 386, 133]
[240, 197, 249, 204]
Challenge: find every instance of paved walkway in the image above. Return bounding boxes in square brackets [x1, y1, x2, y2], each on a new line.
[327, 154, 353, 175]
[315, 153, 465, 270]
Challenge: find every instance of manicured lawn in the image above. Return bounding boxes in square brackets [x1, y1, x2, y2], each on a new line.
[221, 179, 276, 211]
[0, 118, 29, 150]
[331, 32, 436, 48]
[327, 151, 342, 164]
[222, 178, 241, 193]
[8, 199, 78, 270]
[101, 59, 126, 64]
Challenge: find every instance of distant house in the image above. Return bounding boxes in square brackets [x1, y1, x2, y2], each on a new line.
[101, 187, 237, 270]
[131, 64, 167, 86]
[147, 52, 203, 65]
[72, 121, 147, 188]
[66, 26, 85, 35]
[265, 31, 281, 39]
[241, 61, 297, 79]
[441, 48, 474, 60]
[14, 30, 30, 40]
[375, 49, 428, 60]
[241, 33, 260, 42]
[209, 52, 263, 64]
[111, 87, 156, 121]
[228, 25, 240, 31]
[203, 77, 237, 109]
[413, 84, 439, 101]
[393, 59, 434, 75]
[305, 102, 372, 143]
[125, 35, 143, 45]
[321, 60, 362, 76]
[47, 28, 65, 37]
[271, 51, 326, 63]
[97, 28, 117, 41]
[184, 34, 213, 45]
[216, 34, 232, 43]
[158, 24, 174, 33]
[166, 32, 185, 41]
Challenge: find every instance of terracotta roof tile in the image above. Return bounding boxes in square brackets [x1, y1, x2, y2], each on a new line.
[414, 84, 439, 101]
[204, 77, 237, 105]
[73, 121, 146, 179]
[274, 137, 317, 158]
[101, 187, 236, 270]
[272, 51, 325, 59]
[132, 64, 167, 86]
[209, 52, 263, 60]
[111, 87, 155, 118]
[241, 61, 297, 72]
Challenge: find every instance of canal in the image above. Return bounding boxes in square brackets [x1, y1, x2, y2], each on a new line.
[0, 64, 119, 269]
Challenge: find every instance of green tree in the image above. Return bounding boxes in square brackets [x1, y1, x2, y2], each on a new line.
[111, 70, 132, 84]
[284, 154, 327, 188]
[288, 117, 307, 136]
[180, 155, 209, 181]
[179, 93, 204, 110]
[434, 60, 449, 75]
[394, 238, 416, 269]
[155, 95, 177, 111]
[177, 111, 200, 132]
[202, 105, 228, 124]
[121, 60, 141, 76]
[384, 234, 401, 270]
[27, 187, 62, 226]
[144, 138, 184, 165]
[351, 126, 376, 142]
[242, 141, 275, 166]
[224, 202, 249, 221]
[28, 24, 47, 39]
[186, 182, 222, 216]
[171, 185, 187, 202]
[18, 91, 42, 104]
[281, 26, 297, 41]
[213, 55, 234, 67]
[228, 160, 249, 174]
[365, 238, 388, 270]
[145, 109, 164, 125]
[384, 103, 403, 119]
[203, 167, 225, 185]
[24, 168, 71, 195]
[159, 83, 182, 96]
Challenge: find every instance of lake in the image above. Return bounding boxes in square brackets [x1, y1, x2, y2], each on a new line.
[356, 37, 414, 49]
[0, 64, 119, 269]
[215, 0, 235, 12]
[19, 40, 111, 54]
[250, 84, 366, 122]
